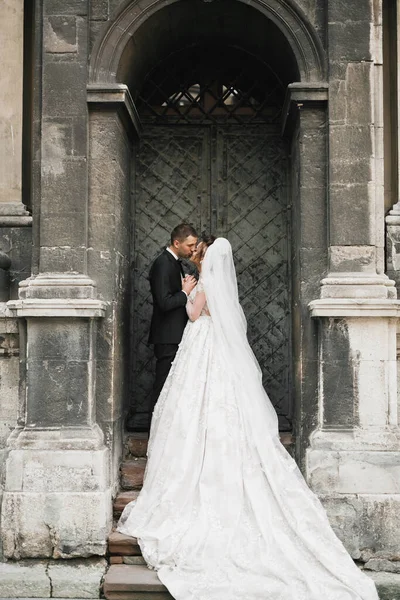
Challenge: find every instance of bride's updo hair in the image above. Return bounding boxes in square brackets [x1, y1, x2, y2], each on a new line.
[191, 233, 215, 270]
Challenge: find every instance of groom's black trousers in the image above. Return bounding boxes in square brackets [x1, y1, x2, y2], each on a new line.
[149, 343, 179, 427]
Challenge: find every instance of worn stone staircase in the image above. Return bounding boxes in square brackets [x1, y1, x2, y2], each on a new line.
[104, 432, 172, 599]
[103, 433, 398, 600]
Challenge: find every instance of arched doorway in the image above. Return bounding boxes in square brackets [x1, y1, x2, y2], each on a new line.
[87, 0, 327, 466]
[123, 0, 300, 431]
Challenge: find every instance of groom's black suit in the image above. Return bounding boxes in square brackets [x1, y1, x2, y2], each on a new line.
[148, 249, 188, 425]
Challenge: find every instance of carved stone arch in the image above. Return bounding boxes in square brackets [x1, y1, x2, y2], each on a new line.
[89, 0, 326, 85]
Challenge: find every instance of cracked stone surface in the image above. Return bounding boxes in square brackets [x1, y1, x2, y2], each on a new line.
[0, 558, 107, 599]
[48, 558, 107, 598]
[0, 560, 50, 597]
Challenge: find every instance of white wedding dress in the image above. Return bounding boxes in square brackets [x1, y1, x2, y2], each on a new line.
[118, 238, 378, 600]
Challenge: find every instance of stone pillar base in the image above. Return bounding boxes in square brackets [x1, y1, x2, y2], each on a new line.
[1, 274, 112, 560]
[1, 426, 112, 559]
[308, 297, 400, 560]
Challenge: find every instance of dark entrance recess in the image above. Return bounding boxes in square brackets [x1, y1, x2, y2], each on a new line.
[126, 3, 299, 432]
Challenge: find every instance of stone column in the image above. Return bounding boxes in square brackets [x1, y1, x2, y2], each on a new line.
[0, 2, 113, 560]
[282, 83, 329, 466]
[322, 0, 393, 299]
[87, 84, 140, 487]
[307, 1, 400, 561]
[2, 278, 113, 559]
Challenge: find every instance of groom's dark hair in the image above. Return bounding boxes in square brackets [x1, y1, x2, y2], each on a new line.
[171, 223, 198, 244]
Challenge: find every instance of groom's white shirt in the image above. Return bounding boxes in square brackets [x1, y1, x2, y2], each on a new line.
[166, 247, 179, 260]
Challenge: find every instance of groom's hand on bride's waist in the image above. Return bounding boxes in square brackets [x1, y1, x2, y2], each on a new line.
[182, 275, 197, 296]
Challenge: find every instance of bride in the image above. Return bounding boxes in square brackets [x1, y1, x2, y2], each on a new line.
[118, 237, 378, 600]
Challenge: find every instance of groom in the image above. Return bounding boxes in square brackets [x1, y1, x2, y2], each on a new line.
[148, 223, 198, 427]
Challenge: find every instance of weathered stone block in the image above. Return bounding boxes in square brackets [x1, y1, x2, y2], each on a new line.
[328, 22, 372, 62]
[309, 451, 400, 494]
[317, 494, 400, 561]
[41, 158, 87, 215]
[28, 318, 90, 360]
[370, 571, 400, 599]
[39, 246, 86, 274]
[0, 560, 50, 598]
[44, 16, 77, 53]
[43, 61, 86, 118]
[330, 245, 376, 273]
[0, 355, 19, 445]
[365, 558, 400, 574]
[90, 0, 109, 21]
[48, 557, 107, 598]
[1, 489, 112, 559]
[44, 0, 88, 16]
[27, 358, 90, 427]
[96, 359, 124, 423]
[297, 187, 327, 249]
[329, 183, 374, 246]
[5, 448, 109, 493]
[330, 125, 373, 165]
[40, 212, 86, 248]
[345, 62, 374, 126]
[42, 117, 87, 161]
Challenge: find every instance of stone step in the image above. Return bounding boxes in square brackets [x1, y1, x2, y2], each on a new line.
[108, 531, 141, 556]
[125, 432, 148, 459]
[114, 490, 140, 519]
[103, 564, 399, 600]
[103, 564, 173, 599]
[120, 458, 147, 490]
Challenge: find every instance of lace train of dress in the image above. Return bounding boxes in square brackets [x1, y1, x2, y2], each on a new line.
[117, 314, 378, 600]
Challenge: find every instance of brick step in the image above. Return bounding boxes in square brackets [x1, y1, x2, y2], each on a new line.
[109, 531, 141, 556]
[120, 458, 147, 490]
[104, 564, 173, 599]
[114, 490, 140, 520]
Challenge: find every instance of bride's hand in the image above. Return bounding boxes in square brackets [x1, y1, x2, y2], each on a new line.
[182, 275, 197, 295]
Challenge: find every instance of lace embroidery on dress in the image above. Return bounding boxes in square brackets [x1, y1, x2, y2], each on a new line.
[189, 276, 210, 316]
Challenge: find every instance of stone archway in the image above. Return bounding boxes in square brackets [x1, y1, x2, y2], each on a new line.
[89, 0, 326, 84]
[87, 0, 329, 452]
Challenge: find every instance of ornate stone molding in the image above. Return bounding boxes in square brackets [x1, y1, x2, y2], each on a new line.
[7, 298, 106, 318]
[0, 202, 32, 226]
[281, 81, 328, 134]
[8, 273, 106, 317]
[87, 83, 142, 138]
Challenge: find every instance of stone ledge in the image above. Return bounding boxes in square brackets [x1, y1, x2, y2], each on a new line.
[309, 298, 400, 318]
[7, 298, 106, 318]
[0, 216, 32, 227]
[6, 425, 106, 451]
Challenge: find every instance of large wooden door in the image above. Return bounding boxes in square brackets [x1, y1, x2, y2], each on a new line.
[131, 124, 291, 430]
